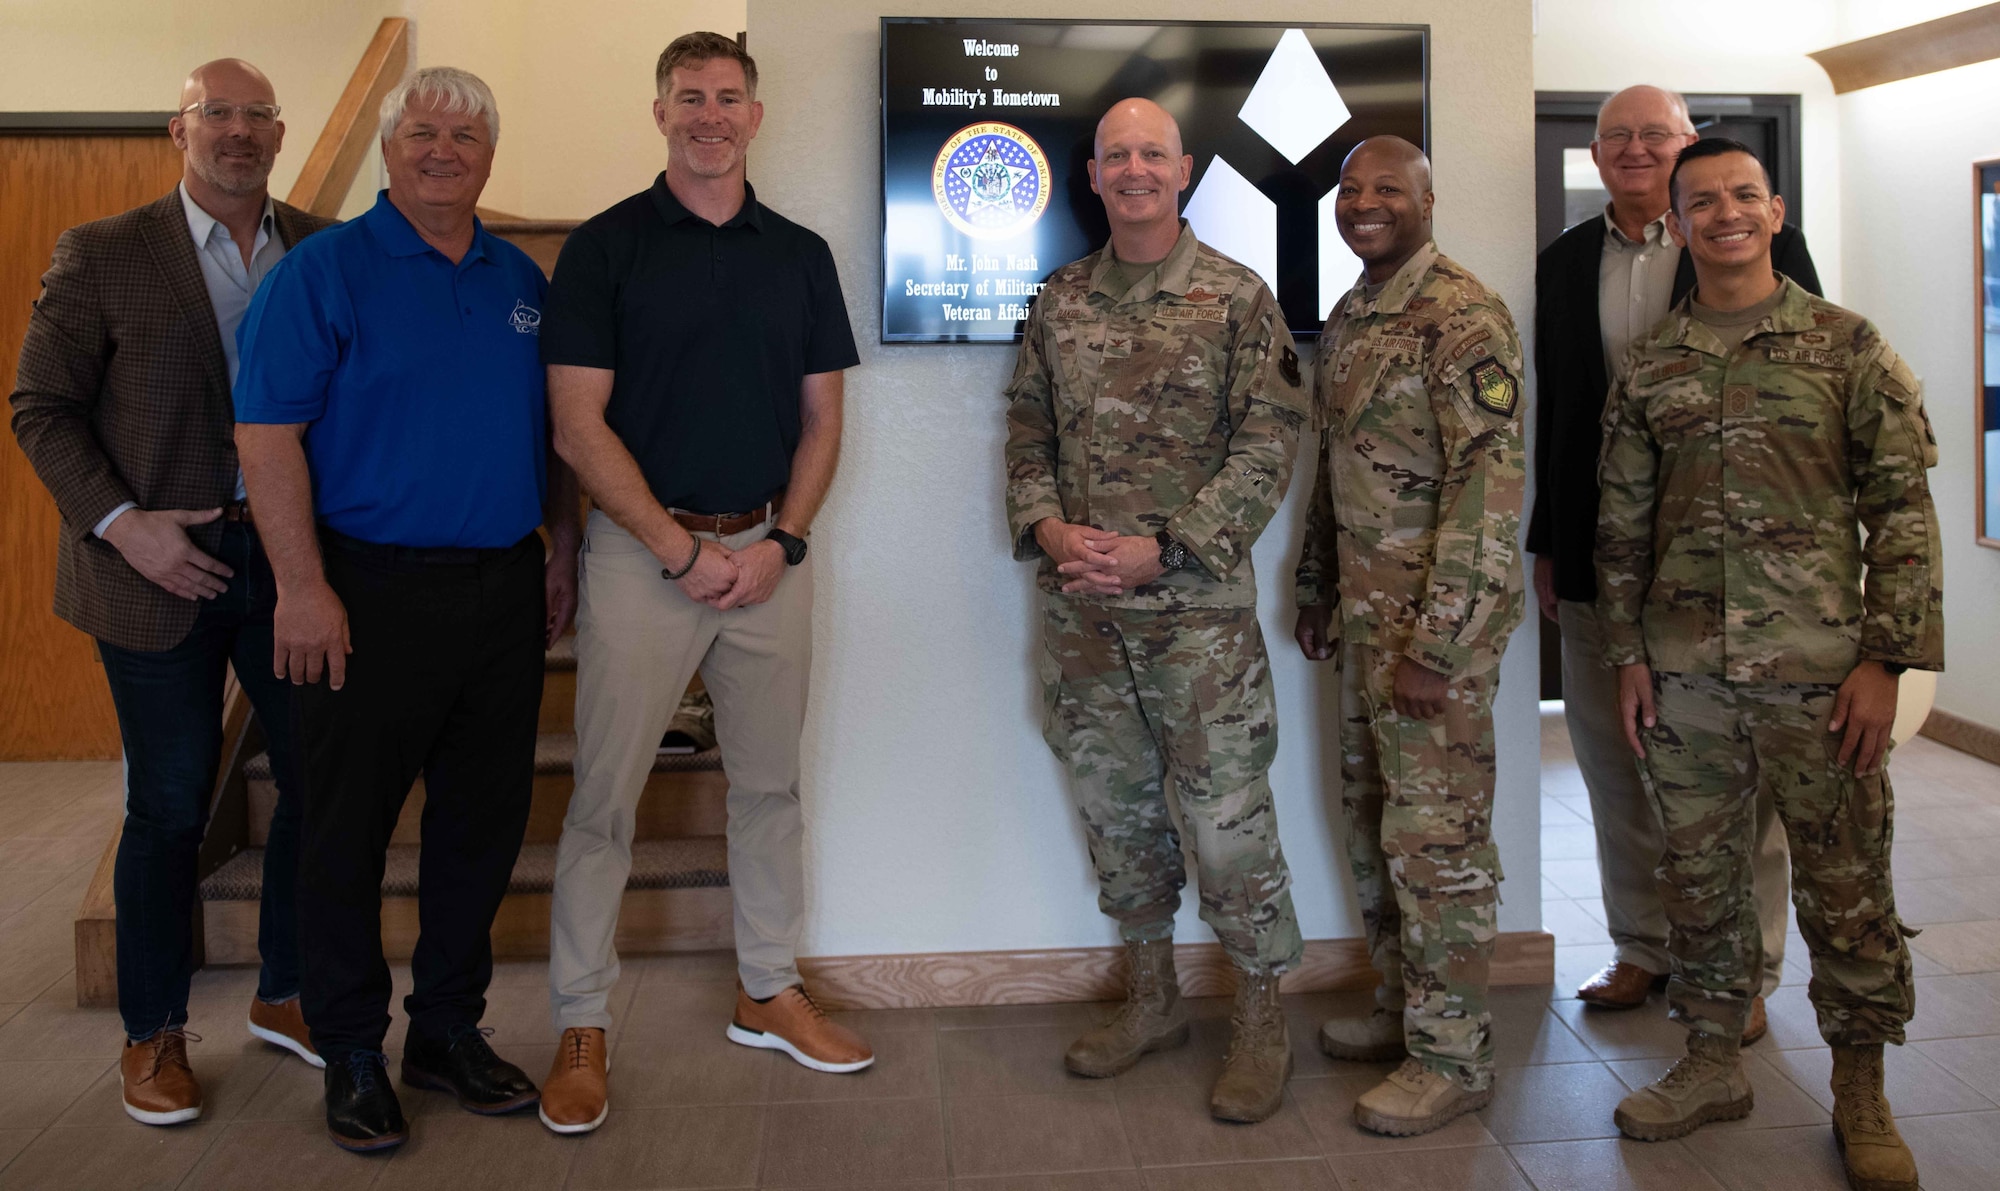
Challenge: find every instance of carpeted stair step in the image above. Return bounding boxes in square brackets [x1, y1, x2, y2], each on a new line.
[200, 836, 729, 902]
[244, 732, 728, 847]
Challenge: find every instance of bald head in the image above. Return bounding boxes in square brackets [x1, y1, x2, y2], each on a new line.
[1088, 97, 1193, 247]
[1334, 136, 1435, 281]
[1094, 98, 1182, 161]
[1342, 136, 1432, 196]
[171, 58, 283, 202]
[1595, 85, 1693, 138]
[180, 59, 275, 111]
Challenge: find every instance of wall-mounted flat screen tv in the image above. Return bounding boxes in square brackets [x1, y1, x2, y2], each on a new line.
[880, 18, 1429, 343]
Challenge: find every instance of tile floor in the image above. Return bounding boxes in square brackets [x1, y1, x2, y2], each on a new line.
[1, 710, 1997, 1189]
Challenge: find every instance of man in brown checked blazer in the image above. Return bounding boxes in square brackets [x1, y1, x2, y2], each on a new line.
[9, 58, 334, 1127]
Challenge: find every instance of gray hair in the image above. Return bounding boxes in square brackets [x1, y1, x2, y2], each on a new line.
[1595, 85, 1695, 136]
[378, 66, 500, 144]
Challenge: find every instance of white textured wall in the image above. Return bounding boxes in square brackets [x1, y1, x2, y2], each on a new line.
[1834, 17, 2000, 733]
[747, 0, 1542, 959]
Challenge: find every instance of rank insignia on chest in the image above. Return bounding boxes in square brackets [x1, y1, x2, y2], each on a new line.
[1469, 358, 1518, 417]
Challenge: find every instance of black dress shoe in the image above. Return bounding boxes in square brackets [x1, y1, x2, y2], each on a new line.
[401, 1025, 539, 1114]
[324, 1050, 407, 1152]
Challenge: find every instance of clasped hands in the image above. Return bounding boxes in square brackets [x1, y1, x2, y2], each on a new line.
[666, 535, 785, 611]
[1035, 517, 1165, 596]
[1293, 603, 1451, 720]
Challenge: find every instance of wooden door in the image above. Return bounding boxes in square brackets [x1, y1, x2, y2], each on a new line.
[1, 133, 183, 759]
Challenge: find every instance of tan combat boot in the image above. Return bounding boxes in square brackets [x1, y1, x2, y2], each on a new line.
[1210, 970, 1291, 1122]
[1064, 939, 1189, 1078]
[1319, 1006, 1405, 1061]
[1613, 1030, 1753, 1141]
[1830, 1044, 1919, 1191]
[1354, 1057, 1494, 1136]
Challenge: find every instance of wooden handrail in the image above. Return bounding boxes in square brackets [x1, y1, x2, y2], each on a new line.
[286, 17, 410, 216]
[1809, 3, 2000, 94]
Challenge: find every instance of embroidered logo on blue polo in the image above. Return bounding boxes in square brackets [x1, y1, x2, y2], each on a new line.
[932, 122, 1051, 240]
[509, 300, 541, 335]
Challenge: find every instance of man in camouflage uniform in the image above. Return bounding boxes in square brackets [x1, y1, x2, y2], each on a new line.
[1004, 97, 1307, 1123]
[1292, 136, 1526, 1137]
[1596, 140, 1939, 1191]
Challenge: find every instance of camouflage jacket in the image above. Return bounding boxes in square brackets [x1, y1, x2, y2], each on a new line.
[1293, 242, 1527, 677]
[1594, 277, 1944, 682]
[1003, 222, 1307, 610]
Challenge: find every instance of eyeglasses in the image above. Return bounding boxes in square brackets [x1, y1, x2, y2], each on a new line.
[1596, 127, 1686, 148]
[179, 101, 281, 129]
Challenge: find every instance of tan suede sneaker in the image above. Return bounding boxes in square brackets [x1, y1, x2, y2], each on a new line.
[1319, 1007, 1405, 1061]
[1209, 970, 1291, 1123]
[1354, 1057, 1494, 1136]
[1065, 939, 1190, 1079]
[248, 996, 323, 1068]
[726, 984, 873, 1073]
[1831, 1044, 1919, 1191]
[1614, 1030, 1753, 1141]
[539, 1027, 610, 1135]
[121, 1028, 203, 1125]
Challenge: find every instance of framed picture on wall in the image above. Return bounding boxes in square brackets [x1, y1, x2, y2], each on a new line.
[1977, 158, 2000, 548]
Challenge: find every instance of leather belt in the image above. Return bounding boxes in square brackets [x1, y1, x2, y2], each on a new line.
[669, 492, 783, 537]
[222, 500, 254, 525]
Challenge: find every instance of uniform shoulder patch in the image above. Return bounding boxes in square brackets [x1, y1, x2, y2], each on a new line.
[1279, 343, 1300, 386]
[1468, 358, 1518, 417]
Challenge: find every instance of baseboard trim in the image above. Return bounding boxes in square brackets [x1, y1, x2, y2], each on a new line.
[798, 930, 1554, 1011]
[1920, 708, 2000, 767]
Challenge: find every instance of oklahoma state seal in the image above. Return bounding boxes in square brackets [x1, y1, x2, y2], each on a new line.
[932, 121, 1052, 240]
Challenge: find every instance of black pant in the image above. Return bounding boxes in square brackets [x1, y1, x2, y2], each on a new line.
[294, 530, 544, 1060]
[97, 522, 306, 1039]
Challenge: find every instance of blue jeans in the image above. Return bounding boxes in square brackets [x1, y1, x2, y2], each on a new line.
[96, 522, 304, 1040]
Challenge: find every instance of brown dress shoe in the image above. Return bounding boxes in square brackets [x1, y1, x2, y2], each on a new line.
[122, 1028, 203, 1125]
[539, 1027, 610, 1135]
[726, 984, 873, 1073]
[1577, 962, 1662, 1009]
[248, 996, 324, 1069]
[1742, 996, 1769, 1046]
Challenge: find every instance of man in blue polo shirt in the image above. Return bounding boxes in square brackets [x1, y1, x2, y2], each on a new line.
[234, 66, 580, 1153]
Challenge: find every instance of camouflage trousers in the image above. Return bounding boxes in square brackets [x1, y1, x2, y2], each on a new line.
[1040, 597, 1303, 974]
[1340, 643, 1501, 1090]
[1641, 672, 1915, 1045]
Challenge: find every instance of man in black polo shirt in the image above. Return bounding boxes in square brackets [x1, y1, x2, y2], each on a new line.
[536, 31, 867, 1135]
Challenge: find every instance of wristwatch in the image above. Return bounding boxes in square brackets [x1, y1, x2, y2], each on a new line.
[1880, 662, 1909, 676]
[766, 528, 809, 566]
[1155, 530, 1189, 572]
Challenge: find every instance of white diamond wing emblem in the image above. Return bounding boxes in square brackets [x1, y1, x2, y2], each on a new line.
[1317, 188, 1366, 319]
[1182, 156, 1277, 294]
[1238, 28, 1350, 165]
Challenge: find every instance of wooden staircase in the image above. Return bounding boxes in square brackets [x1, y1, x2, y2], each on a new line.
[194, 637, 737, 964]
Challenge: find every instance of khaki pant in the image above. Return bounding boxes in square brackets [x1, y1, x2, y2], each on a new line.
[1559, 600, 1787, 994]
[549, 510, 811, 1030]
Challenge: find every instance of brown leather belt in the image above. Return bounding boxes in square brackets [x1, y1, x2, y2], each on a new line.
[222, 500, 254, 525]
[669, 492, 782, 536]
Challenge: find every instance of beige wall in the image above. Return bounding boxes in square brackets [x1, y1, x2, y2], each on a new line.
[0, 0, 747, 219]
[748, 0, 1542, 958]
